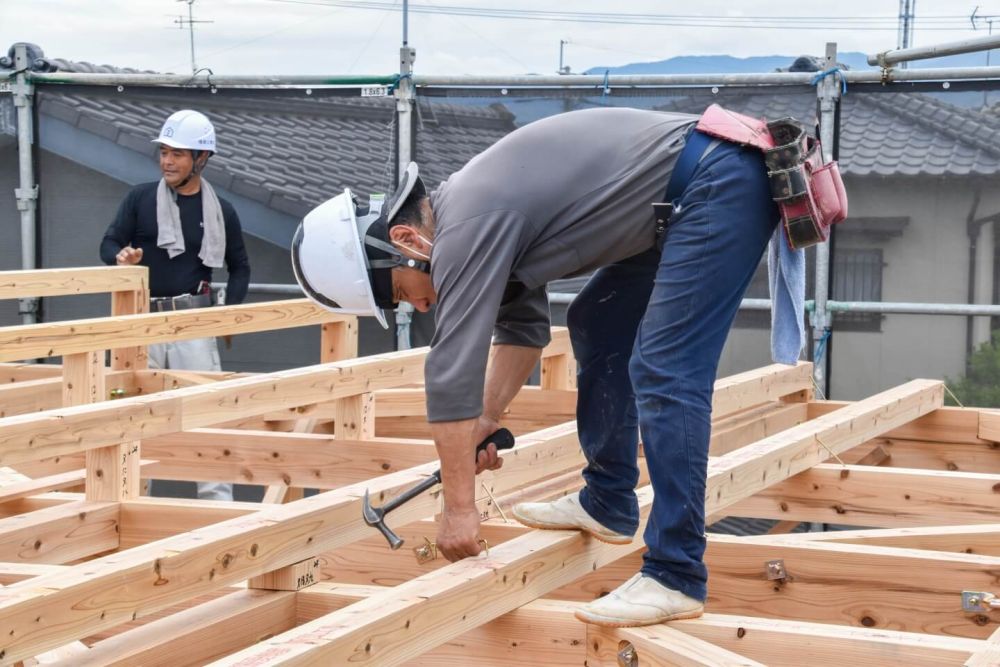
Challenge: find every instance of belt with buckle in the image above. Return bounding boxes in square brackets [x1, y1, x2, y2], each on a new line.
[150, 291, 213, 312]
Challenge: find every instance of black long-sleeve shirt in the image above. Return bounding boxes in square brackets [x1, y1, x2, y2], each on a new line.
[100, 182, 251, 304]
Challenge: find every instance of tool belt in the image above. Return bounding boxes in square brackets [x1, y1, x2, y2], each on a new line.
[694, 104, 849, 250]
[150, 281, 214, 312]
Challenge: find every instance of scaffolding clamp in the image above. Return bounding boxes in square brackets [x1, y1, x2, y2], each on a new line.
[14, 185, 38, 211]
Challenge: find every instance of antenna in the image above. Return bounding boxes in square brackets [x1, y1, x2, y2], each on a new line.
[897, 0, 917, 69]
[173, 0, 214, 74]
[971, 5, 1000, 106]
[558, 39, 571, 75]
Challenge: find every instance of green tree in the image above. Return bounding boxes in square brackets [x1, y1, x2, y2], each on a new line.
[947, 332, 1000, 407]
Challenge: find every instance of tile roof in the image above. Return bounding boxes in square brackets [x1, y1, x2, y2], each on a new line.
[8, 54, 1000, 230]
[33, 88, 516, 219]
[6, 56, 517, 221]
[654, 90, 1000, 177]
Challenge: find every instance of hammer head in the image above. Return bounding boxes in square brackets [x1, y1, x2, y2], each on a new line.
[362, 488, 405, 550]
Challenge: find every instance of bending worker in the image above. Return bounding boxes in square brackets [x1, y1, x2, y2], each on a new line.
[292, 107, 809, 626]
[101, 109, 251, 502]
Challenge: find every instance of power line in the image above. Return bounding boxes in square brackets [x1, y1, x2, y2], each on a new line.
[260, 0, 989, 30]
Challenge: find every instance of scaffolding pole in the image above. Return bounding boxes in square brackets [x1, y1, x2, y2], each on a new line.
[12, 44, 38, 326]
[394, 44, 417, 351]
[23, 64, 1000, 89]
[869, 32, 1000, 67]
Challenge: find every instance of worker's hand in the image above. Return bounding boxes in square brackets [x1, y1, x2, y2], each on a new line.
[116, 246, 143, 265]
[437, 504, 483, 562]
[473, 416, 505, 474]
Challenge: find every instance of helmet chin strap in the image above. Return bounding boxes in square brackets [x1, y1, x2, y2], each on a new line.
[365, 236, 431, 273]
[174, 150, 206, 190]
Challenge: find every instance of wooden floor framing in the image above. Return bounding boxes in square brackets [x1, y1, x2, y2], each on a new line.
[0, 266, 997, 666]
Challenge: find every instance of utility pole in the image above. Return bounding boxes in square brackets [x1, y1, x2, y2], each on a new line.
[174, 0, 213, 74]
[558, 39, 571, 75]
[897, 0, 917, 69]
[971, 7, 999, 106]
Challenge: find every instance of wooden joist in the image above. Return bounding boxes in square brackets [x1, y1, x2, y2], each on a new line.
[204, 378, 943, 665]
[0, 300, 349, 363]
[0, 267, 147, 300]
[0, 349, 427, 466]
[726, 464, 1000, 527]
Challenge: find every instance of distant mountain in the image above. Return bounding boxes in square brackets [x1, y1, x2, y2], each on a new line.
[457, 50, 997, 126]
[581, 51, 994, 75]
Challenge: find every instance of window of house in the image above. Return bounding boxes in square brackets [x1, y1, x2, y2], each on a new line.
[733, 246, 885, 332]
[832, 247, 884, 332]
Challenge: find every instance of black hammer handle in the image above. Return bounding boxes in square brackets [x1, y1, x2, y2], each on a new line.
[379, 428, 517, 516]
[429, 427, 516, 485]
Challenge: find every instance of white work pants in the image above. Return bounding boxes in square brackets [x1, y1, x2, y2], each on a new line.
[148, 337, 233, 501]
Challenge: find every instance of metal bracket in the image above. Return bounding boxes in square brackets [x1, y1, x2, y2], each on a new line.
[15, 185, 38, 212]
[962, 590, 1000, 613]
[766, 559, 787, 582]
[616, 640, 637, 667]
[17, 297, 38, 316]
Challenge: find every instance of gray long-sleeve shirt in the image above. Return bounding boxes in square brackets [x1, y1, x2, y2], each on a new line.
[426, 107, 697, 422]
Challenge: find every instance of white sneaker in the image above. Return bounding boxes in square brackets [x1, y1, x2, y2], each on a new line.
[575, 573, 704, 627]
[511, 491, 632, 545]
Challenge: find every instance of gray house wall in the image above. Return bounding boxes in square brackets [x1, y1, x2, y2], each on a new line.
[720, 177, 1000, 401]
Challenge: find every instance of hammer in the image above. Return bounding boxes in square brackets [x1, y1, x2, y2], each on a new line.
[362, 428, 515, 549]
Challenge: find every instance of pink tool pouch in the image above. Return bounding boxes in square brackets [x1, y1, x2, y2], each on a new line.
[695, 104, 848, 250]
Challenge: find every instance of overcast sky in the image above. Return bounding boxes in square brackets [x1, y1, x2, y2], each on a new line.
[2, 1, 998, 76]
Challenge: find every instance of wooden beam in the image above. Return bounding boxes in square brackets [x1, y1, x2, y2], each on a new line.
[0, 564, 66, 586]
[811, 403, 989, 446]
[978, 409, 1000, 442]
[296, 584, 587, 667]
[0, 501, 118, 565]
[61, 353, 138, 503]
[0, 372, 141, 420]
[140, 430, 436, 488]
[709, 402, 809, 457]
[109, 279, 149, 373]
[0, 348, 427, 466]
[707, 380, 944, 516]
[0, 267, 147, 300]
[671, 613, 984, 667]
[0, 362, 832, 661]
[65, 589, 296, 667]
[965, 625, 1000, 667]
[727, 464, 1000, 527]
[118, 497, 260, 548]
[711, 362, 813, 417]
[0, 365, 63, 383]
[841, 437, 1000, 474]
[204, 379, 943, 665]
[320, 320, 357, 364]
[0, 463, 152, 506]
[0, 299, 349, 363]
[748, 524, 1000, 556]
[587, 625, 765, 666]
[703, 534, 1000, 639]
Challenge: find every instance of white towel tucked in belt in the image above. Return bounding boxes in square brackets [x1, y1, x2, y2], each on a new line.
[767, 226, 806, 365]
[156, 178, 226, 268]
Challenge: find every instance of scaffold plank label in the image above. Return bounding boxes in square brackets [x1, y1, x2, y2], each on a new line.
[361, 85, 389, 97]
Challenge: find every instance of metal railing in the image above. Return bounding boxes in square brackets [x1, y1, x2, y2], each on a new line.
[9, 33, 1000, 393]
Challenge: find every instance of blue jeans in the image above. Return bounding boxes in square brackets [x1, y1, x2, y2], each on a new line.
[567, 140, 778, 601]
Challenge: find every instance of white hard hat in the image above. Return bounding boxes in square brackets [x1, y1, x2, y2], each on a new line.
[291, 163, 428, 329]
[152, 109, 217, 153]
